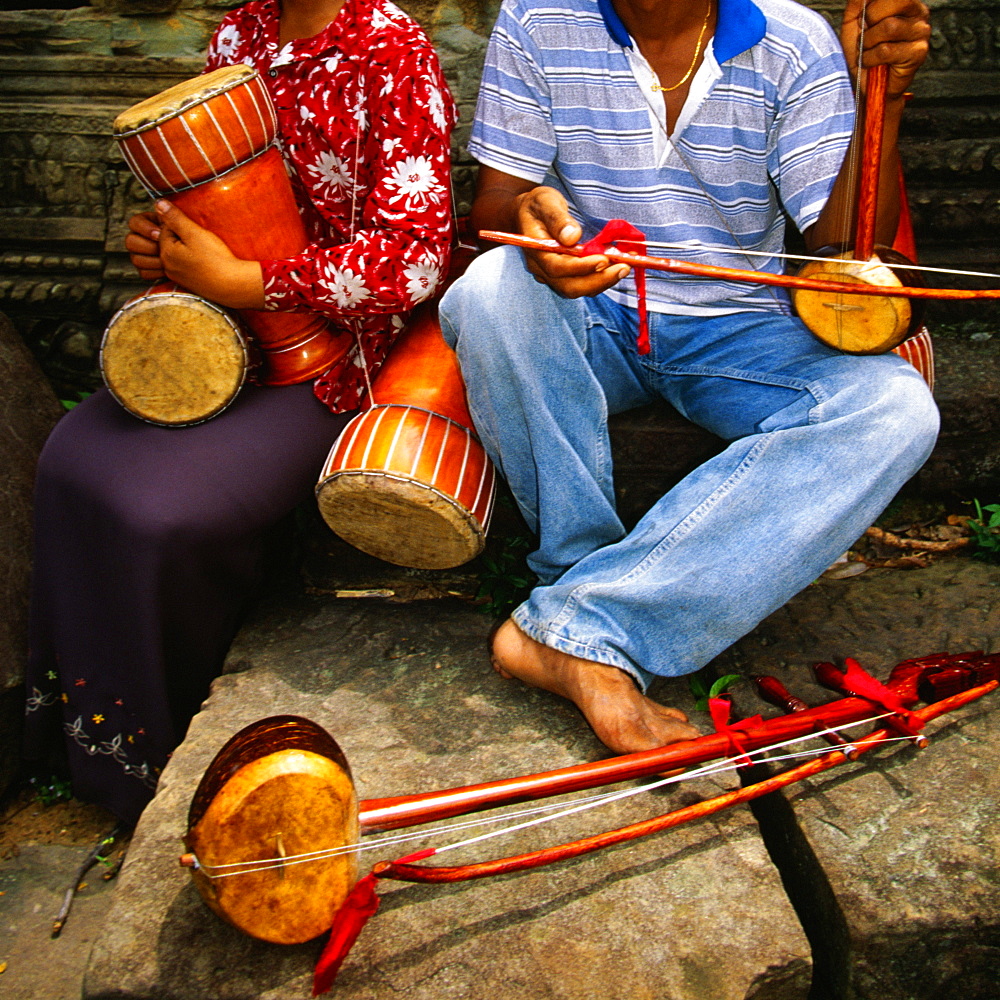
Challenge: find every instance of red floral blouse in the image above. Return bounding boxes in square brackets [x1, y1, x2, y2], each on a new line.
[204, 0, 456, 412]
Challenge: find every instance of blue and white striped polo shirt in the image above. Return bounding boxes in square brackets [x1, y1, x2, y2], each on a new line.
[469, 0, 855, 315]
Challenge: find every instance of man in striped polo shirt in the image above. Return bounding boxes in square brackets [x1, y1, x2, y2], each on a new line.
[440, 0, 936, 754]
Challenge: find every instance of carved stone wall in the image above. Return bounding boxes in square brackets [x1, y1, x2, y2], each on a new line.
[0, 0, 997, 395]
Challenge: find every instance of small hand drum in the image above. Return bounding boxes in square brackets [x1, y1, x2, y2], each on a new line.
[101, 284, 251, 426]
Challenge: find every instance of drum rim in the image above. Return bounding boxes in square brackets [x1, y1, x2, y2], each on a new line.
[187, 715, 355, 833]
[316, 467, 492, 528]
[100, 290, 250, 427]
[112, 64, 261, 139]
[345, 402, 486, 444]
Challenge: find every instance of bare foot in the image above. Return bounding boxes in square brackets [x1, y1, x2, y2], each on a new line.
[490, 619, 700, 755]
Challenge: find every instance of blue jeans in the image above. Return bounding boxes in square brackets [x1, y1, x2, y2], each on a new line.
[440, 246, 939, 689]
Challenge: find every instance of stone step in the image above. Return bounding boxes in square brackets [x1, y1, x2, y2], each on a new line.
[83, 556, 999, 999]
[83, 598, 810, 1000]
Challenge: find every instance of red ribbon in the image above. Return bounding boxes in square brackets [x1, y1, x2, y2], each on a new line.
[312, 847, 437, 995]
[708, 697, 764, 767]
[839, 658, 923, 729]
[581, 219, 650, 355]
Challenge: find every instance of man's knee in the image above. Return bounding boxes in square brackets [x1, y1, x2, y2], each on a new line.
[845, 362, 940, 474]
[876, 365, 939, 450]
[441, 245, 562, 356]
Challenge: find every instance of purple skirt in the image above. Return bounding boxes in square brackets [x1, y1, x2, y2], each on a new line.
[23, 383, 352, 825]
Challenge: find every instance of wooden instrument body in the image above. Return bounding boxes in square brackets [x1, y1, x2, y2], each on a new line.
[792, 248, 914, 354]
[182, 653, 1000, 945]
[184, 718, 359, 945]
[100, 283, 251, 426]
[316, 307, 496, 570]
[113, 65, 349, 387]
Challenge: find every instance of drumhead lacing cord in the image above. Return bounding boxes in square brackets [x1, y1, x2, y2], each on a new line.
[187, 713, 900, 877]
[345, 99, 380, 406]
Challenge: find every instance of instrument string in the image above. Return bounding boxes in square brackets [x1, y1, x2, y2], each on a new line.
[833, 0, 871, 345]
[192, 713, 902, 878]
[348, 95, 379, 406]
[599, 241, 1000, 283]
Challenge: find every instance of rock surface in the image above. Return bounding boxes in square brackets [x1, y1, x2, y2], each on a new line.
[83, 555, 999, 1000]
[0, 843, 121, 1000]
[918, 332, 1000, 497]
[84, 599, 810, 1000]
[0, 311, 62, 795]
[723, 557, 1000, 1000]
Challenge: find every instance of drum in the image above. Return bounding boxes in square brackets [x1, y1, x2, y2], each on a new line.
[316, 308, 496, 570]
[184, 716, 359, 945]
[893, 325, 934, 390]
[113, 64, 350, 387]
[101, 284, 251, 426]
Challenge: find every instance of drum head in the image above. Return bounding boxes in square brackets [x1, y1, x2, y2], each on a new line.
[101, 291, 248, 426]
[185, 717, 359, 945]
[114, 64, 256, 134]
[316, 471, 487, 570]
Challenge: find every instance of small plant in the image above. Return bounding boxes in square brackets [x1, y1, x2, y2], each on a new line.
[59, 390, 93, 412]
[30, 774, 73, 806]
[968, 499, 1000, 563]
[475, 534, 537, 618]
[688, 670, 742, 711]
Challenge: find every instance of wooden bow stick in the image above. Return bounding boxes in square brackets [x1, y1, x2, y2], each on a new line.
[370, 678, 994, 886]
[482, 64, 1000, 358]
[308, 657, 998, 992]
[478, 228, 1000, 305]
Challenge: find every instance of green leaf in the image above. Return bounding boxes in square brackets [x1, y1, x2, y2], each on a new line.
[688, 671, 710, 701]
[709, 674, 742, 699]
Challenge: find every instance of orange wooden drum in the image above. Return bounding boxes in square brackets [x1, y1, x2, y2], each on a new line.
[101, 283, 252, 426]
[316, 308, 496, 570]
[893, 326, 934, 390]
[113, 64, 349, 387]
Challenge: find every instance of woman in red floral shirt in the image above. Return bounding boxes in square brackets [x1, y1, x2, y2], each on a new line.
[24, 0, 456, 827]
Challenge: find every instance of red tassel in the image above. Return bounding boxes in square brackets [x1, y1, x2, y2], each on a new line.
[582, 220, 650, 355]
[312, 847, 438, 996]
[312, 874, 381, 996]
[708, 697, 763, 767]
[840, 658, 922, 728]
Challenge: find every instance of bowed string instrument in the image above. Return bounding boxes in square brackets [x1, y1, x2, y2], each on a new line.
[178, 651, 999, 993]
[483, 15, 1000, 357]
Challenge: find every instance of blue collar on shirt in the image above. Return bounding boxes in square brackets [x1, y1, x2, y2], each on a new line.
[597, 0, 766, 63]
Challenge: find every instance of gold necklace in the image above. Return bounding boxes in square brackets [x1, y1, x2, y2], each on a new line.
[650, 2, 712, 93]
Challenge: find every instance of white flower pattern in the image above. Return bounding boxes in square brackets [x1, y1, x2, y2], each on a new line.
[327, 267, 372, 308]
[213, 24, 242, 61]
[384, 155, 442, 210]
[202, 0, 456, 413]
[403, 257, 442, 304]
[306, 149, 355, 195]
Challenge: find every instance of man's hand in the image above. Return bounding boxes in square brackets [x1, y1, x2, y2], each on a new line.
[125, 201, 265, 310]
[513, 187, 630, 298]
[840, 0, 930, 99]
[471, 167, 630, 298]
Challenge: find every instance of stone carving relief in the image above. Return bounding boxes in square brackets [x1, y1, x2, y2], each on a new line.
[0, 0, 997, 394]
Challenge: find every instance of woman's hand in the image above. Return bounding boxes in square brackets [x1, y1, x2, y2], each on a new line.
[125, 201, 266, 310]
[124, 211, 166, 282]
